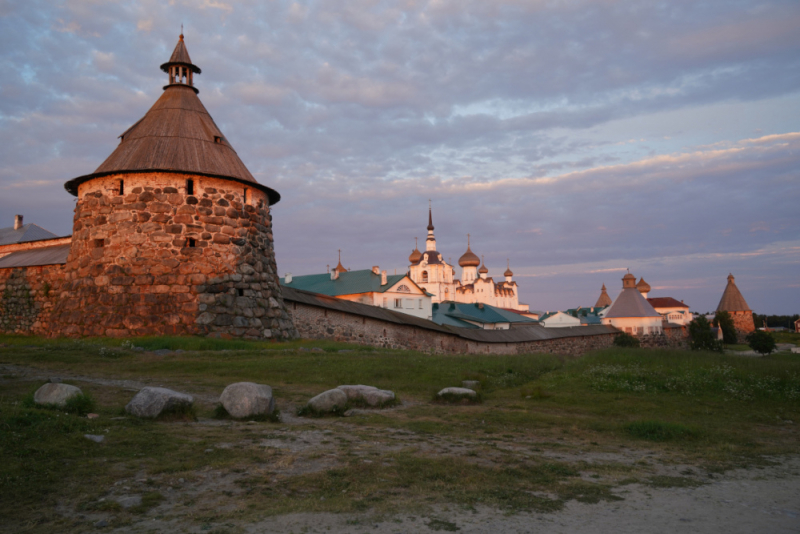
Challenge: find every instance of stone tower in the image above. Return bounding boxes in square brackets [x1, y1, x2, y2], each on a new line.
[716, 273, 755, 337]
[54, 34, 297, 339]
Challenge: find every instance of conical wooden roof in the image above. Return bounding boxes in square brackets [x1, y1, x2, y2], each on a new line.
[716, 274, 751, 312]
[65, 36, 279, 204]
[595, 284, 612, 307]
[160, 34, 200, 73]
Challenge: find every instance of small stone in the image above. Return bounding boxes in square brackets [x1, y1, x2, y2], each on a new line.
[152, 349, 173, 356]
[94, 519, 108, 528]
[84, 434, 105, 443]
[125, 387, 194, 418]
[219, 382, 275, 418]
[437, 387, 478, 399]
[306, 389, 348, 413]
[34, 383, 82, 407]
[49, 377, 62, 383]
[132, 346, 145, 352]
[87, 413, 100, 419]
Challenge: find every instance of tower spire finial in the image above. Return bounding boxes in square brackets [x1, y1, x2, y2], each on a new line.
[467, 233, 470, 247]
[181, 23, 183, 39]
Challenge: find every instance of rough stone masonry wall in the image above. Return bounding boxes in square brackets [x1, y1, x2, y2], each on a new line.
[51, 172, 297, 339]
[731, 311, 755, 340]
[286, 300, 618, 355]
[0, 265, 65, 334]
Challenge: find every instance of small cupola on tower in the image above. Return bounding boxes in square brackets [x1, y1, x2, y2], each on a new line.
[504, 259, 514, 282]
[458, 233, 480, 282]
[479, 256, 489, 279]
[409, 237, 422, 264]
[160, 32, 202, 93]
[622, 271, 636, 289]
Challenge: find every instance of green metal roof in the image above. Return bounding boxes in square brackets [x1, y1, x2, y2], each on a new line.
[280, 269, 416, 297]
[432, 301, 539, 328]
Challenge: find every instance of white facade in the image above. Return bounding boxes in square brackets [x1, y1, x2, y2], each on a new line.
[407, 207, 529, 311]
[540, 311, 582, 328]
[337, 278, 432, 320]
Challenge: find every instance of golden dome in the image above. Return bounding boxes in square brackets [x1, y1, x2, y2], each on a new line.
[636, 277, 651, 293]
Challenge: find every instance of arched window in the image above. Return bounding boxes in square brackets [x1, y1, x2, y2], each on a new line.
[397, 285, 411, 293]
[421, 271, 428, 283]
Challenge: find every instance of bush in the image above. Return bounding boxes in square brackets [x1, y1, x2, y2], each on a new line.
[713, 311, 738, 345]
[689, 316, 723, 352]
[746, 330, 777, 355]
[613, 332, 640, 348]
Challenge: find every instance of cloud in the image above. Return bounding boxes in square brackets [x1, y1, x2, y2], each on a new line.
[0, 0, 798, 314]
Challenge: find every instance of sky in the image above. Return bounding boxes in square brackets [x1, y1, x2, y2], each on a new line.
[1, 0, 798, 315]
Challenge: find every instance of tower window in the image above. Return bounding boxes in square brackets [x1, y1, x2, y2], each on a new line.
[243, 188, 248, 204]
[188, 238, 196, 248]
[187, 179, 194, 195]
[237, 288, 244, 297]
[119, 180, 124, 195]
[421, 271, 428, 283]
[214, 136, 222, 144]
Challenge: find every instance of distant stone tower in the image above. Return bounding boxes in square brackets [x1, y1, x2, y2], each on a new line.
[55, 34, 297, 339]
[716, 274, 755, 338]
[594, 284, 612, 307]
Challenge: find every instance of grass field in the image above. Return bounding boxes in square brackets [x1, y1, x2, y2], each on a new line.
[1, 334, 798, 532]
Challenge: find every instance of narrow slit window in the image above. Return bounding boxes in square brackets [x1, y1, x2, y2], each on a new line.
[119, 180, 124, 195]
[214, 136, 222, 144]
[187, 179, 194, 195]
[243, 188, 248, 204]
[237, 288, 244, 297]
[188, 238, 196, 248]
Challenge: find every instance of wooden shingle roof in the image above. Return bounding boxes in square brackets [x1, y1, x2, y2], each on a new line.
[716, 274, 751, 312]
[64, 36, 280, 205]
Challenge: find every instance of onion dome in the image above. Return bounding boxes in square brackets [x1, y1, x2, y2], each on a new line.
[64, 33, 280, 205]
[458, 234, 480, 267]
[478, 256, 489, 274]
[636, 277, 651, 294]
[504, 259, 513, 277]
[622, 272, 636, 288]
[409, 237, 422, 264]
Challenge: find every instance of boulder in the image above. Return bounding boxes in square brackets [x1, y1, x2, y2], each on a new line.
[34, 383, 82, 407]
[307, 388, 348, 413]
[125, 387, 193, 418]
[437, 387, 478, 399]
[219, 382, 275, 418]
[338, 385, 395, 407]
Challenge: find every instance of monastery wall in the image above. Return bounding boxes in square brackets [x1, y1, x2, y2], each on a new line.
[0, 265, 65, 335]
[286, 299, 619, 355]
[731, 310, 755, 339]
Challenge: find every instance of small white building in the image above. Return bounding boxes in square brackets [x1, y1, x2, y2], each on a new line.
[539, 311, 582, 328]
[647, 297, 693, 325]
[602, 273, 664, 335]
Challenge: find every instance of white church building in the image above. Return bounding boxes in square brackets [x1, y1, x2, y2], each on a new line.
[406, 206, 529, 312]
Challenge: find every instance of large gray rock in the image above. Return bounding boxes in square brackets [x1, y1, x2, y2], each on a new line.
[125, 387, 193, 418]
[307, 388, 348, 413]
[437, 387, 478, 399]
[219, 382, 275, 418]
[34, 383, 82, 407]
[338, 385, 395, 407]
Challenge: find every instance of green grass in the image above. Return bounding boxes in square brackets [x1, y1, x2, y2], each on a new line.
[625, 420, 699, 442]
[1, 336, 799, 530]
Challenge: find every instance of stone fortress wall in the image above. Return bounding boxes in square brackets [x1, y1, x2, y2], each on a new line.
[0, 172, 297, 340]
